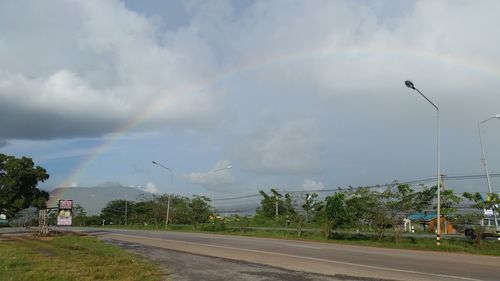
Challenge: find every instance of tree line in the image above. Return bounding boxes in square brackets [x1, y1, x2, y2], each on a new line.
[2, 153, 499, 243]
[68, 181, 500, 243]
[254, 183, 499, 241]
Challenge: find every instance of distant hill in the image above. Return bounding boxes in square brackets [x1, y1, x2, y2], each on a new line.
[47, 186, 154, 215]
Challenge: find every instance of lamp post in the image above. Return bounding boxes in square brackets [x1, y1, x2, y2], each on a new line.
[125, 188, 128, 225]
[478, 114, 500, 233]
[404, 80, 441, 246]
[152, 161, 173, 230]
[210, 165, 232, 216]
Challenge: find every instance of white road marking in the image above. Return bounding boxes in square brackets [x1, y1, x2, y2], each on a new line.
[106, 233, 482, 281]
[283, 243, 323, 249]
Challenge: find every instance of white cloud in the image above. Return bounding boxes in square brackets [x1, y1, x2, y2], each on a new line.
[301, 179, 325, 191]
[184, 160, 234, 186]
[145, 182, 158, 194]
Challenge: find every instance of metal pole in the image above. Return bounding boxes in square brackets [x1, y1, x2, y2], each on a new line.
[209, 165, 232, 217]
[275, 196, 279, 220]
[125, 189, 128, 225]
[166, 171, 172, 229]
[152, 161, 173, 230]
[436, 110, 441, 245]
[405, 81, 441, 246]
[212, 183, 215, 216]
[478, 118, 499, 233]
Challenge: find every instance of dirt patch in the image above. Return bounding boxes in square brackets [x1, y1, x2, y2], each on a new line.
[0, 230, 87, 242]
[30, 230, 87, 239]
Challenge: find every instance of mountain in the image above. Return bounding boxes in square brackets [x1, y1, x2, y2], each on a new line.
[47, 186, 154, 215]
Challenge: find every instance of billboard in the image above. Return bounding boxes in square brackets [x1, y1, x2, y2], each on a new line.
[58, 199, 73, 210]
[57, 199, 73, 226]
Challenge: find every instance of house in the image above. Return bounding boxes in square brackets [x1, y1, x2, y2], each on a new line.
[406, 212, 456, 234]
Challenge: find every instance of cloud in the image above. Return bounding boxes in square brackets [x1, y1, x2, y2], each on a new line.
[235, 119, 325, 175]
[2, 1, 500, 144]
[301, 179, 325, 191]
[0, 139, 8, 148]
[96, 181, 125, 188]
[184, 160, 234, 187]
[3, 0, 500, 188]
[145, 182, 158, 194]
[0, 0, 220, 141]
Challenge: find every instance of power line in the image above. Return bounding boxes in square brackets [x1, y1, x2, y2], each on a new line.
[214, 173, 500, 202]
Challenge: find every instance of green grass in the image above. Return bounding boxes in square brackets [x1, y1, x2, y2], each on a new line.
[0, 235, 165, 281]
[326, 233, 500, 256]
[102, 223, 500, 256]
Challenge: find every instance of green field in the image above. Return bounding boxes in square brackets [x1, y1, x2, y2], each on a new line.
[0, 235, 164, 281]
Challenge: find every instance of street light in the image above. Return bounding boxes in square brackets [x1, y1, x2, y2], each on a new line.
[152, 161, 173, 230]
[478, 114, 500, 233]
[404, 80, 442, 246]
[210, 165, 232, 216]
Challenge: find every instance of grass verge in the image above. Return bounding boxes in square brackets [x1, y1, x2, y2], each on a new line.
[0, 235, 164, 281]
[103, 224, 500, 256]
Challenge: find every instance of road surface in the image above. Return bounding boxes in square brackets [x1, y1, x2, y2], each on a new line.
[72, 228, 500, 281]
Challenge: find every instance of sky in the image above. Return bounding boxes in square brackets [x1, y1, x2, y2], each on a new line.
[1, 0, 500, 198]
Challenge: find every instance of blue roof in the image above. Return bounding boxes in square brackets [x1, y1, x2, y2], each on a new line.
[407, 212, 437, 221]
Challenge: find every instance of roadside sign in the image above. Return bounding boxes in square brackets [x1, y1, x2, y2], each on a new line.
[57, 199, 73, 226]
[58, 199, 73, 210]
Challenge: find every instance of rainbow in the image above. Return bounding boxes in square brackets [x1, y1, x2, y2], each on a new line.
[47, 45, 500, 206]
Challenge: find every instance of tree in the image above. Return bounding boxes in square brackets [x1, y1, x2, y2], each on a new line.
[316, 192, 354, 238]
[413, 185, 436, 211]
[414, 185, 461, 217]
[440, 189, 462, 217]
[383, 183, 417, 242]
[101, 200, 133, 225]
[169, 195, 191, 224]
[255, 189, 296, 221]
[72, 204, 87, 226]
[0, 154, 50, 217]
[463, 192, 500, 244]
[302, 193, 318, 223]
[345, 187, 393, 240]
[188, 195, 211, 229]
[150, 194, 168, 229]
[131, 201, 156, 225]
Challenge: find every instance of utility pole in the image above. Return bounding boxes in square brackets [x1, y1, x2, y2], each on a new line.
[478, 115, 500, 234]
[275, 196, 279, 220]
[404, 80, 441, 246]
[152, 161, 173, 230]
[305, 193, 310, 223]
[440, 174, 446, 234]
[124, 188, 128, 225]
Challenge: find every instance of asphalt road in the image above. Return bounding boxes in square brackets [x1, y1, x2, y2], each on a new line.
[72, 228, 500, 281]
[104, 238, 358, 281]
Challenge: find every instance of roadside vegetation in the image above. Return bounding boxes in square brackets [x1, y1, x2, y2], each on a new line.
[2, 153, 499, 256]
[0, 235, 164, 281]
[90, 183, 499, 256]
